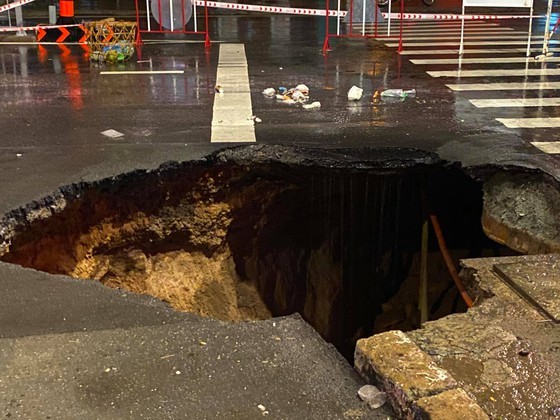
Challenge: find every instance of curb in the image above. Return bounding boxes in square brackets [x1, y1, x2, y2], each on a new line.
[355, 330, 489, 419]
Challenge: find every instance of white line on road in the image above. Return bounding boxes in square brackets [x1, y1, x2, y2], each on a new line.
[393, 34, 543, 41]
[411, 56, 560, 64]
[368, 27, 515, 33]
[531, 142, 560, 153]
[400, 47, 560, 55]
[211, 44, 255, 143]
[385, 40, 557, 47]
[399, 48, 532, 55]
[100, 70, 185, 75]
[497, 117, 560, 128]
[470, 98, 560, 107]
[428, 68, 560, 78]
[447, 81, 560, 91]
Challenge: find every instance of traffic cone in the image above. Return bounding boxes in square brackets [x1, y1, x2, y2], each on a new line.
[57, 0, 75, 24]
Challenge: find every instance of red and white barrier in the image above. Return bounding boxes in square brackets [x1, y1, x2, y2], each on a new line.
[0, 0, 35, 14]
[134, 0, 210, 46]
[192, 0, 535, 21]
[0, 23, 80, 32]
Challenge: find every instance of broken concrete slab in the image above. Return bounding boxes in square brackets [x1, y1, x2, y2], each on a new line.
[494, 260, 560, 322]
[355, 330, 457, 417]
[411, 388, 489, 420]
[406, 255, 560, 419]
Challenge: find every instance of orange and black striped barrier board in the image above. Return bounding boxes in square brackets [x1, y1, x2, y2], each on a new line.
[36, 24, 87, 43]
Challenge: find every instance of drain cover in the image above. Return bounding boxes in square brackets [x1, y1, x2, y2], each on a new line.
[493, 261, 560, 323]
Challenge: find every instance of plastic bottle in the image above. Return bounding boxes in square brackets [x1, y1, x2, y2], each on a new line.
[380, 88, 416, 98]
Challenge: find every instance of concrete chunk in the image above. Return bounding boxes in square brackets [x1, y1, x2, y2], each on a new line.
[411, 388, 489, 420]
[355, 330, 457, 417]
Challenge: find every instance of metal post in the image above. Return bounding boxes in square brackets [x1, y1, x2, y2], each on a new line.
[526, 3, 533, 57]
[169, 0, 174, 31]
[459, 4, 465, 55]
[419, 220, 429, 325]
[541, 0, 553, 57]
[336, 0, 340, 36]
[361, 0, 366, 36]
[15, 5, 25, 36]
[145, 0, 151, 31]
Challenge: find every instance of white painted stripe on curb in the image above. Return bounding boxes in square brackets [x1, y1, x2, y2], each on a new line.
[211, 44, 255, 143]
[428, 68, 560, 78]
[470, 98, 560, 108]
[497, 117, 560, 128]
[531, 142, 560, 153]
[447, 82, 560, 91]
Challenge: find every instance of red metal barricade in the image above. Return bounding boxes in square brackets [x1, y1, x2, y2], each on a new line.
[135, 0, 210, 47]
[323, 0, 404, 54]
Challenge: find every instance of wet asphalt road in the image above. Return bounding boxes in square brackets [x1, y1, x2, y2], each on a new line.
[0, 1, 559, 212]
[0, 2, 559, 419]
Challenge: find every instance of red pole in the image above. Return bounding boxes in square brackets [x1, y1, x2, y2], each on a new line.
[204, 0, 211, 47]
[349, 0, 354, 36]
[322, 0, 331, 54]
[158, 0, 163, 31]
[134, 0, 143, 44]
[397, 0, 404, 53]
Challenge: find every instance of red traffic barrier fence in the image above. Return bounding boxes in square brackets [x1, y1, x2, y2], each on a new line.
[135, 0, 210, 47]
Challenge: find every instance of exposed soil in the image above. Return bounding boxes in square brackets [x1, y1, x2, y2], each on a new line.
[0, 145, 515, 357]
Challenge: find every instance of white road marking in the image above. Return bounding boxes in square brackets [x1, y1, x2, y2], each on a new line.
[100, 70, 185, 75]
[395, 34, 543, 40]
[373, 22, 502, 28]
[496, 117, 560, 128]
[428, 68, 560, 78]
[211, 44, 255, 143]
[411, 56, 560, 64]
[400, 48, 532, 55]
[385, 40, 556, 47]
[447, 81, 560, 91]
[531, 142, 560, 153]
[369, 26, 514, 32]
[470, 98, 560, 108]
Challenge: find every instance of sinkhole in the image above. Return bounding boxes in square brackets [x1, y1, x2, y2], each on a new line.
[0, 145, 513, 359]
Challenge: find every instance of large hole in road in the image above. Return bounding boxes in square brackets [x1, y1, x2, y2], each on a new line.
[0, 145, 513, 359]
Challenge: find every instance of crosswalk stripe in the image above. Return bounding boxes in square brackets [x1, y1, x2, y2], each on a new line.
[393, 34, 543, 41]
[373, 22, 502, 27]
[411, 56, 560, 64]
[211, 44, 255, 143]
[446, 82, 560, 91]
[530, 142, 560, 153]
[428, 68, 560, 78]
[496, 117, 560, 128]
[400, 48, 531, 55]
[385, 40, 555, 47]
[470, 98, 560, 108]
[399, 47, 560, 55]
[364, 27, 515, 33]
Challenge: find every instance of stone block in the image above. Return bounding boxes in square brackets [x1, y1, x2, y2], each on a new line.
[411, 388, 489, 420]
[355, 330, 457, 417]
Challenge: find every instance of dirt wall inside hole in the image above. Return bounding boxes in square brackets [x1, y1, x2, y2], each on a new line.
[0, 146, 504, 358]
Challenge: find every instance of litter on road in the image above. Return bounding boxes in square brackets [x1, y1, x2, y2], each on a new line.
[101, 129, 125, 139]
[347, 86, 363, 101]
[380, 88, 416, 98]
